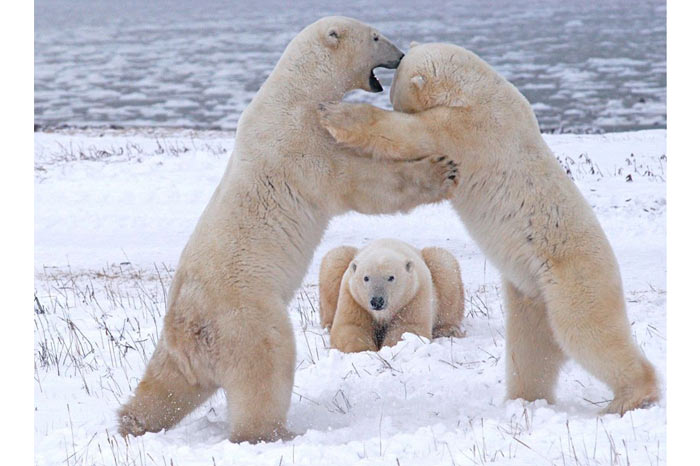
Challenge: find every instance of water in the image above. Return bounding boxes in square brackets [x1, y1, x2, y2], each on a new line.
[34, 0, 666, 133]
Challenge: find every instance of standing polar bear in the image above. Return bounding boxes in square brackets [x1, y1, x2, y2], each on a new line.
[319, 239, 465, 352]
[118, 21, 461, 443]
[318, 42, 659, 415]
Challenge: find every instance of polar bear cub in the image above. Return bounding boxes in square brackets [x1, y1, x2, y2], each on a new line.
[318, 43, 659, 415]
[319, 239, 465, 352]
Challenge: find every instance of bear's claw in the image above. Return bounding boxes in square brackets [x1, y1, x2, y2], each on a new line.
[433, 155, 459, 183]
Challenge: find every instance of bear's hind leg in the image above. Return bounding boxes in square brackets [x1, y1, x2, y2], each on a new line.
[220, 313, 296, 443]
[504, 279, 567, 404]
[542, 261, 659, 415]
[118, 341, 216, 437]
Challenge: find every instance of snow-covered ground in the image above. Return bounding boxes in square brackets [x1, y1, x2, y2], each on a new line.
[34, 129, 666, 465]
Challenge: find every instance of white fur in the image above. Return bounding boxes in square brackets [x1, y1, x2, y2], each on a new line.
[320, 239, 465, 352]
[117, 19, 461, 443]
[318, 42, 659, 415]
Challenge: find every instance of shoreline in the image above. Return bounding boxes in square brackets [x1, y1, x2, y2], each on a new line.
[34, 123, 667, 137]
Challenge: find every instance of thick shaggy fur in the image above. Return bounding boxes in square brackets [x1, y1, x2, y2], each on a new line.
[318, 42, 658, 415]
[118, 22, 461, 443]
[319, 239, 465, 352]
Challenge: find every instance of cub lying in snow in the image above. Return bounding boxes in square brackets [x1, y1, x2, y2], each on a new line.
[318, 42, 658, 415]
[319, 238, 465, 352]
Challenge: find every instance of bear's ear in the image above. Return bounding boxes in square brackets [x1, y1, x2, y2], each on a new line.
[405, 261, 413, 272]
[351, 262, 357, 272]
[409, 41, 421, 49]
[410, 75, 425, 90]
[323, 27, 341, 48]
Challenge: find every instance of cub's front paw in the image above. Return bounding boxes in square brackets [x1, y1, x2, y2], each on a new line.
[331, 333, 378, 353]
[432, 324, 465, 339]
[229, 426, 297, 444]
[118, 410, 147, 437]
[318, 102, 374, 146]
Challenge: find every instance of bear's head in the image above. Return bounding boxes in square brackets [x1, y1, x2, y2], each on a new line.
[390, 42, 482, 112]
[347, 248, 420, 321]
[306, 16, 404, 93]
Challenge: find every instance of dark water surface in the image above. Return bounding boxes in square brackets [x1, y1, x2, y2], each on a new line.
[35, 0, 666, 133]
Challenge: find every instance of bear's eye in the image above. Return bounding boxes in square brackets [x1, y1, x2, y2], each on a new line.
[387, 276, 395, 282]
[373, 34, 379, 42]
[363, 276, 369, 282]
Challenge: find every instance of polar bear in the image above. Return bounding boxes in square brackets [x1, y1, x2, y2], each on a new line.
[319, 239, 465, 352]
[117, 22, 461, 443]
[317, 42, 659, 415]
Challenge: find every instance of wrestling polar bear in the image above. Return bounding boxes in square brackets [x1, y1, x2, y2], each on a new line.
[319, 42, 659, 415]
[319, 239, 465, 352]
[118, 20, 461, 443]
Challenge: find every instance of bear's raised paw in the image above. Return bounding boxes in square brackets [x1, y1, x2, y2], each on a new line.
[418, 155, 459, 200]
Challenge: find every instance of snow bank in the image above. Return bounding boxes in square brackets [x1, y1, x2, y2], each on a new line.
[34, 129, 666, 465]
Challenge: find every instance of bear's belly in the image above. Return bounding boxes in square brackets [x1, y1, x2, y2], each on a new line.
[451, 199, 543, 297]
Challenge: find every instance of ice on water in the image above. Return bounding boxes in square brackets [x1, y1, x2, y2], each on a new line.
[34, 0, 666, 133]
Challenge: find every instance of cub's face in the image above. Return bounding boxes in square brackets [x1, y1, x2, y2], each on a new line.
[390, 42, 468, 112]
[347, 254, 417, 321]
[316, 16, 404, 93]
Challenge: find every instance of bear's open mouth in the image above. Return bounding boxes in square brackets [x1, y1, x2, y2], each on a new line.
[369, 55, 404, 93]
[369, 69, 383, 93]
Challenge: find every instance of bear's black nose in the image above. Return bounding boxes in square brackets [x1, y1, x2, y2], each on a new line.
[370, 296, 385, 310]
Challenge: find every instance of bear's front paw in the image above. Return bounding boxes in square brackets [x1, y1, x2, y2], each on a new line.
[332, 333, 377, 353]
[118, 411, 147, 437]
[428, 155, 460, 199]
[230, 426, 297, 444]
[432, 324, 465, 339]
[318, 102, 374, 146]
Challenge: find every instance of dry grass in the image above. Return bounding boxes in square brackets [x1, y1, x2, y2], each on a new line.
[34, 263, 663, 465]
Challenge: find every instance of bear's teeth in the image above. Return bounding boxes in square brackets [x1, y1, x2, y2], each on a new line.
[369, 70, 383, 92]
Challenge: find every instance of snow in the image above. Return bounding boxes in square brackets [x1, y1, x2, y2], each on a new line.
[34, 129, 666, 465]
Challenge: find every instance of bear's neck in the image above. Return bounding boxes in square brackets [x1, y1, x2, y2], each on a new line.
[459, 67, 541, 135]
[262, 46, 355, 104]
